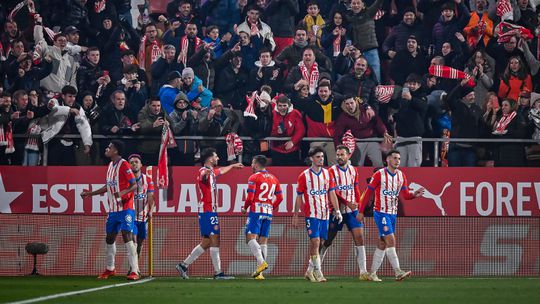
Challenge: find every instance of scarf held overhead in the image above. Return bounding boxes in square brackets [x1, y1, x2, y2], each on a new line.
[298, 61, 319, 95]
[429, 65, 476, 87]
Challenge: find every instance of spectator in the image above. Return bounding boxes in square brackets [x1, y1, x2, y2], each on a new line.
[516, 0, 537, 32]
[80, 91, 100, 133]
[248, 48, 282, 92]
[265, 0, 299, 56]
[237, 5, 276, 51]
[284, 47, 331, 94]
[63, 26, 86, 63]
[203, 25, 230, 59]
[276, 27, 332, 72]
[0, 93, 14, 165]
[233, 30, 263, 72]
[517, 90, 532, 128]
[100, 19, 141, 80]
[198, 98, 240, 165]
[292, 80, 342, 165]
[181, 67, 213, 109]
[321, 11, 349, 68]
[117, 64, 148, 114]
[498, 56, 533, 102]
[346, 0, 384, 82]
[464, 49, 495, 107]
[150, 44, 182, 96]
[445, 79, 486, 167]
[440, 32, 469, 70]
[46, 85, 92, 166]
[487, 35, 525, 80]
[1, 20, 25, 52]
[270, 94, 305, 166]
[169, 92, 199, 166]
[333, 42, 363, 76]
[76, 47, 112, 105]
[33, 30, 77, 94]
[113, 0, 133, 27]
[334, 96, 391, 167]
[390, 35, 428, 86]
[391, 73, 428, 167]
[492, 98, 528, 167]
[163, 22, 201, 67]
[382, 7, 424, 58]
[158, 71, 183, 115]
[333, 57, 379, 111]
[201, 0, 239, 35]
[8, 52, 52, 93]
[303, 1, 325, 48]
[431, 1, 470, 57]
[243, 86, 274, 161]
[138, 23, 163, 84]
[530, 95, 540, 140]
[137, 98, 172, 165]
[99, 90, 139, 136]
[215, 55, 249, 110]
[4, 39, 27, 87]
[167, 0, 202, 32]
[112, 50, 147, 87]
[463, 0, 494, 49]
[187, 41, 240, 91]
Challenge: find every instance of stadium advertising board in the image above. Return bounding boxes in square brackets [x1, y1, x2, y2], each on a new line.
[1, 167, 539, 217]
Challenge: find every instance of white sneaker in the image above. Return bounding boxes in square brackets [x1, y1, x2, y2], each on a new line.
[313, 270, 327, 282]
[395, 269, 412, 281]
[368, 272, 382, 282]
[304, 270, 317, 282]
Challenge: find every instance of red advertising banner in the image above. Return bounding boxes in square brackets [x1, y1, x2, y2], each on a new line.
[0, 166, 539, 217]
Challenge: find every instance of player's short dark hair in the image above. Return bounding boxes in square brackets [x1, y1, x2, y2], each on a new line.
[336, 145, 350, 154]
[308, 146, 325, 157]
[386, 149, 400, 158]
[61, 85, 77, 95]
[253, 155, 267, 167]
[128, 154, 142, 162]
[110, 140, 125, 156]
[201, 148, 217, 164]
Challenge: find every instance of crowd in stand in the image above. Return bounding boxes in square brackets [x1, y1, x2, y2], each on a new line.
[0, 0, 539, 167]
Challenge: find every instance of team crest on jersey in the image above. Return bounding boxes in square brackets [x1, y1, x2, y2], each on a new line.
[308, 229, 312, 235]
[383, 225, 389, 232]
[214, 225, 219, 231]
[125, 214, 132, 223]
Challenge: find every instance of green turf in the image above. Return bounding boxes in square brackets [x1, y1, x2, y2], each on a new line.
[1, 276, 539, 304]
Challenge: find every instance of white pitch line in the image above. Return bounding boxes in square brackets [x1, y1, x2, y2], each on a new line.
[6, 277, 155, 304]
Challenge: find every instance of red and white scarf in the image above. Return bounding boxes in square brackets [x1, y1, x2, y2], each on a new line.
[496, 22, 533, 43]
[225, 133, 243, 161]
[138, 35, 161, 70]
[298, 61, 319, 95]
[157, 125, 176, 189]
[244, 91, 261, 119]
[25, 123, 41, 151]
[493, 111, 517, 134]
[94, 0, 106, 13]
[8, 0, 29, 21]
[429, 65, 476, 87]
[178, 35, 202, 67]
[333, 27, 342, 57]
[342, 130, 356, 154]
[375, 85, 396, 104]
[496, 0, 513, 21]
[0, 121, 15, 154]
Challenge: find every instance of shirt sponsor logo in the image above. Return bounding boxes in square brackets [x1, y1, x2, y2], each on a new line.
[382, 189, 399, 196]
[309, 189, 328, 196]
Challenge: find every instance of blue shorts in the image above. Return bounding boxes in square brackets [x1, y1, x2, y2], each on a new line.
[305, 217, 329, 240]
[198, 212, 220, 237]
[245, 212, 272, 238]
[329, 210, 363, 232]
[133, 221, 148, 240]
[106, 209, 135, 234]
[373, 211, 397, 237]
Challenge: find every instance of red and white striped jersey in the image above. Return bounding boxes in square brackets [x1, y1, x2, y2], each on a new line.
[197, 167, 221, 213]
[106, 158, 136, 212]
[245, 170, 283, 215]
[367, 168, 410, 214]
[134, 173, 155, 222]
[296, 168, 336, 220]
[329, 164, 360, 213]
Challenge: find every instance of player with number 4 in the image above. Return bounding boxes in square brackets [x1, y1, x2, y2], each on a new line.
[241, 155, 283, 280]
[176, 148, 243, 280]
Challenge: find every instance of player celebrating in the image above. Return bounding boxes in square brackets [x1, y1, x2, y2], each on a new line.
[293, 146, 342, 283]
[81, 140, 140, 281]
[325, 145, 369, 280]
[128, 154, 155, 259]
[358, 149, 424, 282]
[241, 155, 283, 280]
[176, 148, 244, 279]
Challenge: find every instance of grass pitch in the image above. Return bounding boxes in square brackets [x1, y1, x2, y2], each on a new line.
[1, 276, 539, 304]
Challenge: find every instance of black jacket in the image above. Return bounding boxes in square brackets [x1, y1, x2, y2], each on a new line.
[333, 69, 379, 111]
[214, 65, 249, 110]
[392, 89, 428, 137]
[265, 0, 299, 37]
[446, 84, 485, 139]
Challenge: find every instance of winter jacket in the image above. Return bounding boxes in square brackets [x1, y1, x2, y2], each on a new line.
[237, 18, 276, 51]
[333, 69, 379, 111]
[498, 74, 533, 102]
[345, 0, 383, 51]
[183, 76, 213, 108]
[445, 84, 485, 140]
[137, 103, 173, 154]
[248, 61, 282, 93]
[215, 65, 248, 110]
[392, 90, 428, 138]
[187, 47, 237, 91]
[150, 57, 184, 96]
[389, 50, 428, 86]
[8, 60, 52, 93]
[431, 3, 470, 54]
[244, 106, 273, 139]
[382, 20, 424, 54]
[275, 43, 332, 72]
[292, 94, 343, 138]
[158, 85, 181, 115]
[265, 0, 299, 38]
[493, 111, 528, 167]
[38, 100, 92, 147]
[333, 98, 387, 147]
[201, 0, 239, 34]
[99, 104, 137, 135]
[198, 108, 240, 137]
[284, 63, 332, 94]
[270, 107, 305, 153]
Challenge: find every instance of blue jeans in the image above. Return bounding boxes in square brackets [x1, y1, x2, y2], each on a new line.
[447, 145, 477, 167]
[362, 48, 380, 83]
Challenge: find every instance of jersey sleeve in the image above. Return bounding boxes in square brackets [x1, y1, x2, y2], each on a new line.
[121, 161, 136, 185]
[244, 174, 258, 209]
[400, 173, 415, 200]
[214, 168, 222, 177]
[198, 168, 210, 184]
[328, 170, 336, 191]
[273, 177, 283, 208]
[367, 170, 381, 190]
[147, 175, 155, 193]
[354, 167, 361, 204]
[296, 173, 306, 195]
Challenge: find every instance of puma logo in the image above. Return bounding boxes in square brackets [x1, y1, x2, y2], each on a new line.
[409, 182, 451, 216]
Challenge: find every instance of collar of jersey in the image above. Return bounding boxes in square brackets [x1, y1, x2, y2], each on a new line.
[310, 167, 323, 175]
[385, 167, 397, 176]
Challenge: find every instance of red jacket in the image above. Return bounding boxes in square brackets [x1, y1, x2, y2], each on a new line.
[270, 108, 305, 153]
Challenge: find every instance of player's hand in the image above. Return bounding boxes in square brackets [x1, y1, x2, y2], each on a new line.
[356, 212, 364, 223]
[241, 207, 247, 214]
[232, 163, 244, 169]
[292, 214, 299, 228]
[413, 187, 425, 198]
[334, 210, 343, 224]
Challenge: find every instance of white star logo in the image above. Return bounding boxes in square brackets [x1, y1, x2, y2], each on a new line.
[0, 173, 23, 213]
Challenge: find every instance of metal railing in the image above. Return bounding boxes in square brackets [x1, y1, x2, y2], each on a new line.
[13, 134, 540, 166]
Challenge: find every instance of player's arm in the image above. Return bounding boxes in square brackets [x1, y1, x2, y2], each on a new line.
[329, 190, 343, 223]
[219, 162, 244, 175]
[400, 175, 424, 200]
[81, 185, 107, 198]
[357, 171, 381, 221]
[242, 177, 257, 214]
[117, 179, 137, 198]
[292, 195, 303, 228]
[272, 182, 284, 208]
